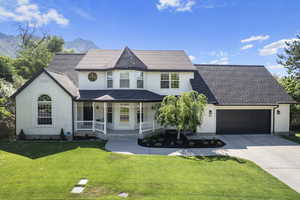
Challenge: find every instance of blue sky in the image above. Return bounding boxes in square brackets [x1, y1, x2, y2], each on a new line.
[0, 0, 300, 76]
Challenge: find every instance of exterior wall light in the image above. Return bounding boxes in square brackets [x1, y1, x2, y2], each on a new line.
[277, 110, 280, 115]
[209, 110, 213, 117]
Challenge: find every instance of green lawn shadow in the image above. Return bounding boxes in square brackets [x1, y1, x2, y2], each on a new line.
[0, 141, 105, 159]
[180, 155, 247, 164]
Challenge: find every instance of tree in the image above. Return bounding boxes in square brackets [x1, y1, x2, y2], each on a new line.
[0, 56, 15, 82]
[14, 24, 64, 79]
[47, 36, 64, 53]
[156, 91, 207, 139]
[277, 34, 300, 130]
[278, 35, 300, 79]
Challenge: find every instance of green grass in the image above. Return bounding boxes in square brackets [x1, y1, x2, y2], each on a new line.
[0, 141, 299, 200]
[282, 133, 300, 144]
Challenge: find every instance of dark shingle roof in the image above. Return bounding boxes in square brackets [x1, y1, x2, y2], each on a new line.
[76, 47, 196, 71]
[46, 70, 78, 97]
[192, 64, 296, 105]
[77, 89, 163, 102]
[47, 53, 85, 86]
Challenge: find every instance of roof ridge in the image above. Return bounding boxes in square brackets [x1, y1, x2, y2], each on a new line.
[55, 53, 86, 55]
[194, 64, 265, 67]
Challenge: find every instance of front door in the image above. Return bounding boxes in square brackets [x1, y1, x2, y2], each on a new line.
[83, 102, 93, 121]
[118, 104, 131, 129]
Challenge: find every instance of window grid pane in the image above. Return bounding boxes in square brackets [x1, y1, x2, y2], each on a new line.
[37, 99, 52, 125]
[120, 72, 130, 88]
[120, 105, 129, 122]
[160, 73, 170, 88]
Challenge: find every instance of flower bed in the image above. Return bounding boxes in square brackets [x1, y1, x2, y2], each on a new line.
[138, 131, 225, 148]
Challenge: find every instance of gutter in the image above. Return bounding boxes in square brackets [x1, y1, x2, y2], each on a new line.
[272, 105, 279, 135]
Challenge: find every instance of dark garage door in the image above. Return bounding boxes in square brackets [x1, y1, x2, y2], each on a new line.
[216, 110, 271, 134]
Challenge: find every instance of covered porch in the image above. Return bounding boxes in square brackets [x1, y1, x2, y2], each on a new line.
[74, 101, 161, 139]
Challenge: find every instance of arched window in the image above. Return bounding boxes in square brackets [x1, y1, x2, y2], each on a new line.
[37, 95, 52, 125]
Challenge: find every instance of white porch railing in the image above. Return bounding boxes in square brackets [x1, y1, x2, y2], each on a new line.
[141, 121, 154, 133]
[75, 120, 106, 137]
[75, 120, 93, 130]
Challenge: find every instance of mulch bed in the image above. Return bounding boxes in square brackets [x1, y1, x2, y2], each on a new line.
[138, 131, 225, 148]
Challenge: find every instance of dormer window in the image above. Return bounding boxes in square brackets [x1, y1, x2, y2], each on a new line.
[136, 72, 144, 88]
[107, 71, 113, 88]
[120, 71, 130, 88]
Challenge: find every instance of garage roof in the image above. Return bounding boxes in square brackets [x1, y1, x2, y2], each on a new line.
[191, 64, 296, 105]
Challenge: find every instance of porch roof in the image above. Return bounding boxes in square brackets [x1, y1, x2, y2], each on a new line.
[76, 89, 163, 102]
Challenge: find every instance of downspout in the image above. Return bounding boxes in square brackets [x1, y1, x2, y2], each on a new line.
[272, 105, 279, 135]
[72, 99, 74, 140]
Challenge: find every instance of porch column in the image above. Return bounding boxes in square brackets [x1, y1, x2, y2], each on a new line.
[139, 102, 142, 135]
[92, 102, 95, 132]
[74, 102, 77, 131]
[104, 102, 107, 136]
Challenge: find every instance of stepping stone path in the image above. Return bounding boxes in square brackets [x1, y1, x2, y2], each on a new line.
[71, 178, 88, 194]
[118, 192, 129, 198]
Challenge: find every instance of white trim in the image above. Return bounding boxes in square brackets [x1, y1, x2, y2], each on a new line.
[35, 93, 55, 128]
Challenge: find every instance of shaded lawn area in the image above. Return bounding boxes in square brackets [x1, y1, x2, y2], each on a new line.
[282, 133, 300, 144]
[0, 141, 299, 200]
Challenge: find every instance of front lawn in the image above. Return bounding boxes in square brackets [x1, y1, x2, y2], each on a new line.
[0, 141, 299, 200]
[282, 133, 300, 144]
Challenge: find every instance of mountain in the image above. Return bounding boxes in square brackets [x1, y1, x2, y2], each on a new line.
[0, 33, 20, 57]
[64, 38, 98, 53]
[0, 32, 99, 57]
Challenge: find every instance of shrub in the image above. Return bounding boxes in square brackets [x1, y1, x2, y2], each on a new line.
[60, 128, 66, 140]
[18, 129, 26, 140]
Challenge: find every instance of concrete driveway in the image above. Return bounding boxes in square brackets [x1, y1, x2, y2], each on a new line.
[105, 134, 300, 193]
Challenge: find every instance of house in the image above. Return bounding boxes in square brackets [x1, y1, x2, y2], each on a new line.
[11, 47, 296, 139]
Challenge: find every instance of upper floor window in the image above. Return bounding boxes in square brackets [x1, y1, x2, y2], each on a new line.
[88, 72, 97, 82]
[120, 71, 130, 88]
[160, 73, 170, 88]
[160, 73, 179, 89]
[136, 72, 144, 88]
[37, 94, 52, 125]
[107, 71, 113, 88]
[171, 73, 179, 88]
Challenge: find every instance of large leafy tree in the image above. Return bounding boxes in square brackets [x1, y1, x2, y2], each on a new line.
[277, 34, 300, 130]
[156, 91, 207, 139]
[14, 24, 64, 79]
[0, 56, 15, 82]
[278, 35, 300, 79]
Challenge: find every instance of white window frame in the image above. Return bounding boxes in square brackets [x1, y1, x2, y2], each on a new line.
[120, 71, 130, 88]
[160, 73, 179, 89]
[170, 73, 179, 89]
[120, 104, 130, 122]
[107, 103, 113, 123]
[136, 71, 144, 89]
[36, 94, 53, 127]
[106, 71, 113, 88]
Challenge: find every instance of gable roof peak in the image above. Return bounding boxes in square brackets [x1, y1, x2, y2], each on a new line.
[113, 46, 147, 70]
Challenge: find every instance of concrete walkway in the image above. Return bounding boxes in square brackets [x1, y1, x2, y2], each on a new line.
[105, 134, 300, 193]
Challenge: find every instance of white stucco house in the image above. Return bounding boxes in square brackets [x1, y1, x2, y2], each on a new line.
[11, 47, 296, 139]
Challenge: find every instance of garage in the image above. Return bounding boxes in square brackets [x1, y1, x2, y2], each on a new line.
[216, 110, 271, 134]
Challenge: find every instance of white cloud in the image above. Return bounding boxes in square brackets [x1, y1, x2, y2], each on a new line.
[156, 0, 195, 12]
[72, 7, 95, 21]
[208, 50, 228, 57]
[0, 0, 69, 26]
[240, 44, 254, 50]
[259, 38, 298, 56]
[17, 0, 29, 5]
[210, 57, 229, 64]
[241, 35, 270, 43]
[266, 64, 284, 70]
[189, 55, 195, 61]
